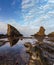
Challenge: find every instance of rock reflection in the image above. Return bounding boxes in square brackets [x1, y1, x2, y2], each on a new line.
[0, 26, 54, 65]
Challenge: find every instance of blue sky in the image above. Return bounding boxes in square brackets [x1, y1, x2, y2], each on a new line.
[0, 0, 22, 23]
[0, 0, 54, 36]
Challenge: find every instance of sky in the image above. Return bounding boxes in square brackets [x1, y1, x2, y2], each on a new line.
[0, 0, 54, 36]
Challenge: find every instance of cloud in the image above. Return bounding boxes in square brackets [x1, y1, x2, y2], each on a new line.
[22, 0, 37, 22]
[22, 0, 48, 23]
[0, 16, 54, 36]
[0, 0, 54, 35]
[21, 0, 54, 35]
[22, 0, 35, 9]
[48, 0, 54, 3]
[7, 17, 54, 35]
[7, 20, 38, 36]
[0, 22, 7, 34]
[22, 0, 30, 4]
[22, 0, 54, 23]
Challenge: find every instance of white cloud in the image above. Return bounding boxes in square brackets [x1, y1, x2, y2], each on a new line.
[0, 22, 7, 34]
[22, 0, 38, 23]
[22, 0, 30, 4]
[23, 14, 34, 22]
[22, 0, 35, 9]
[0, 0, 54, 35]
[21, 0, 54, 35]
[0, 17, 54, 36]
[7, 20, 38, 36]
[48, 11, 54, 14]
[0, 20, 38, 36]
[48, 0, 54, 3]
[22, 0, 49, 23]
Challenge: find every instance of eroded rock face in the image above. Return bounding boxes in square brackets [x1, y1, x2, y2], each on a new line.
[31, 26, 46, 42]
[47, 32, 54, 42]
[48, 32, 54, 37]
[32, 26, 45, 37]
[7, 24, 23, 37]
[7, 24, 23, 46]
[37, 26, 45, 36]
[24, 42, 49, 65]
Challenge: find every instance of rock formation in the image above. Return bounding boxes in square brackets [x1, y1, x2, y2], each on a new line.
[31, 26, 46, 42]
[24, 42, 49, 65]
[48, 32, 54, 37]
[7, 24, 23, 46]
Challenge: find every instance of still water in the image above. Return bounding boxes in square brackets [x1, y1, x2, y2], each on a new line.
[0, 39, 36, 65]
[0, 39, 54, 65]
